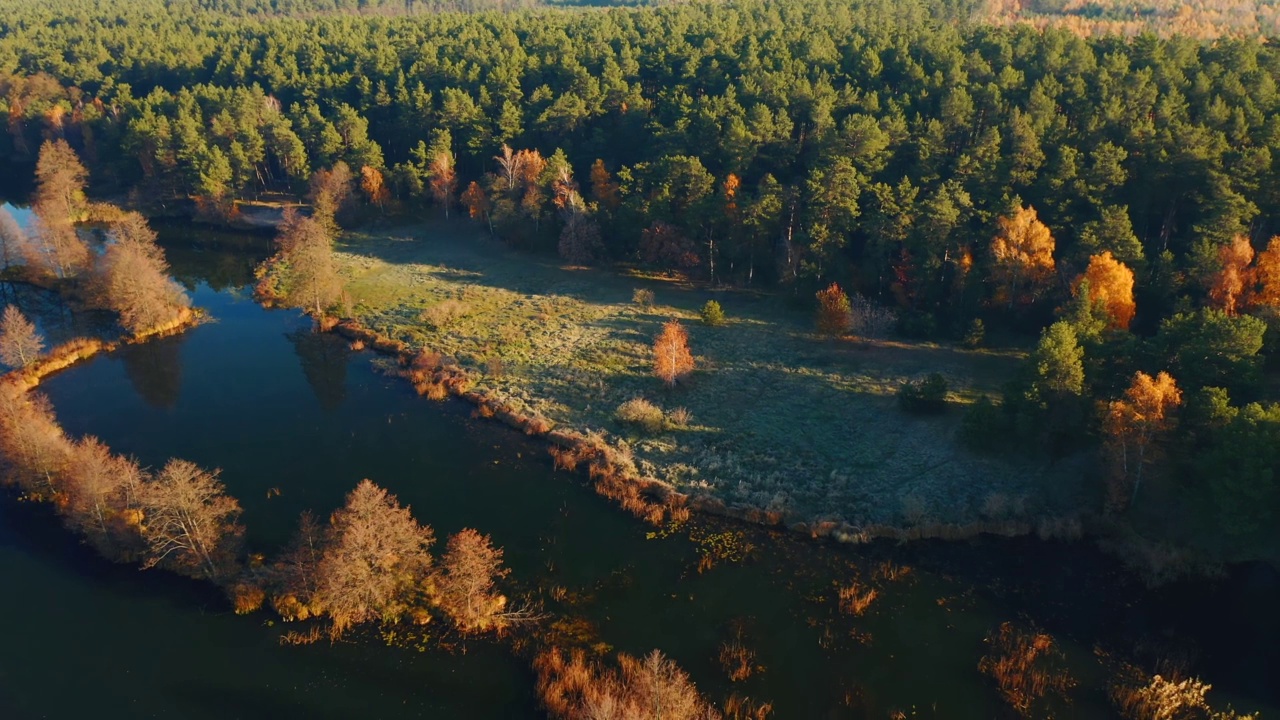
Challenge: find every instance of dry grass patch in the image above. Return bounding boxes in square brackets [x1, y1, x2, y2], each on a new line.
[336, 221, 1088, 529]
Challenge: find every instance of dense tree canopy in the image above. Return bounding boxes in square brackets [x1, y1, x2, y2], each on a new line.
[3, 0, 1280, 550]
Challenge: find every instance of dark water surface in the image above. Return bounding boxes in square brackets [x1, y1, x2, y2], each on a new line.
[1, 219, 1276, 719]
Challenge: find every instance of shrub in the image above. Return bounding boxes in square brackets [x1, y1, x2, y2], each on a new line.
[960, 395, 1009, 452]
[964, 318, 985, 348]
[700, 300, 726, 326]
[420, 299, 468, 330]
[632, 288, 655, 307]
[615, 397, 665, 434]
[667, 406, 693, 427]
[815, 283, 851, 336]
[897, 373, 949, 413]
[849, 294, 896, 339]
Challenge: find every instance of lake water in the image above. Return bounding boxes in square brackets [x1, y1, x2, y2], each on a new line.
[1, 216, 1276, 719]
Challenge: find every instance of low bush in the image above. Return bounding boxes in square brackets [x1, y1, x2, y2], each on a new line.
[614, 397, 665, 434]
[632, 288, 655, 307]
[700, 300, 726, 326]
[420, 299, 468, 329]
[897, 373, 949, 413]
[667, 406, 693, 427]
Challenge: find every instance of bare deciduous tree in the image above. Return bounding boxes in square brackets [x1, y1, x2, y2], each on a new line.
[429, 151, 457, 218]
[316, 479, 435, 638]
[270, 510, 326, 621]
[95, 212, 190, 334]
[139, 459, 243, 581]
[309, 162, 354, 232]
[33, 139, 88, 224]
[27, 211, 90, 279]
[259, 210, 343, 316]
[849, 294, 897, 340]
[436, 528, 511, 634]
[0, 386, 71, 497]
[0, 305, 44, 368]
[62, 436, 144, 552]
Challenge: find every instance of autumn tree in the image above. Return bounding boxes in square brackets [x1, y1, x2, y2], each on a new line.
[653, 319, 694, 388]
[259, 210, 342, 316]
[27, 212, 90, 279]
[359, 165, 389, 210]
[436, 528, 511, 634]
[991, 205, 1056, 308]
[0, 305, 44, 368]
[461, 180, 492, 233]
[33, 138, 88, 223]
[0, 386, 70, 497]
[1245, 236, 1280, 309]
[1206, 235, 1254, 315]
[1073, 251, 1136, 331]
[639, 220, 699, 270]
[309, 162, 354, 232]
[139, 459, 243, 580]
[1103, 371, 1183, 510]
[95, 212, 190, 334]
[589, 158, 620, 213]
[270, 510, 326, 621]
[62, 436, 144, 554]
[316, 479, 435, 638]
[815, 282, 852, 337]
[557, 191, 602, 264]
[428, 151, 457, 218]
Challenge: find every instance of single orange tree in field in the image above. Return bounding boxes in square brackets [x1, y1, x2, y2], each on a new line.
[1073, 251, 1136, 331]
[815, 282, 852, 337]
[1103, 371, 1183, 510]
[653, 319, 694, 387]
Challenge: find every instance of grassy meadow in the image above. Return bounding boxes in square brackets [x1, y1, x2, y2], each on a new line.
[337, 220, 1089, 528]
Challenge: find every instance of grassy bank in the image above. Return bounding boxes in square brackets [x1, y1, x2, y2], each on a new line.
[336, 220, 1091, 529]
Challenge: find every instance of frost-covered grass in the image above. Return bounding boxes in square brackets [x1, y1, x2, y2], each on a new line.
[337, 219, 1087, 526]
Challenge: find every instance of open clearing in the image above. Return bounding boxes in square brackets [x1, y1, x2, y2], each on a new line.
[337, 220, 1087, 527]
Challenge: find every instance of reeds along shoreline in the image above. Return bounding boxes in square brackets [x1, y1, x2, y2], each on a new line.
[322, 315, 1088, 545]
[4, 307, 200, 392]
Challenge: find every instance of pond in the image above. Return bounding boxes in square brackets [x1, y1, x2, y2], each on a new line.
[1, 215, 1276, 719]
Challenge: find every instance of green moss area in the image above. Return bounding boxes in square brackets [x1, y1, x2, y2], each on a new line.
[338, 220, 1090, 528]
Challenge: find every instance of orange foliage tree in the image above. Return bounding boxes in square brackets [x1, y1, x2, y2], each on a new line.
[1246, 235, 1280, 309]
[95, 212, 190, 335]
[653, 319, 694, 387]
[1073, 251, 1136, 330]
[315, 479, 435, 638]
[360, 165, 389, 210]
[428, 151, 457, 218]
[139, 459, 244, 581]
[815, 282, 852, 336]
[991, 205, 1056, 308]
[1103, 371, 1183, 510]
[1207, 235, 1254, 315]
[436, 528, 511, 634]
[589, 158, 620, 212]
[461, 181, 492, 233]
